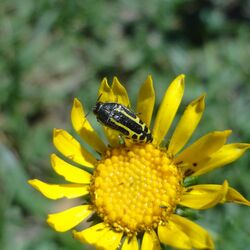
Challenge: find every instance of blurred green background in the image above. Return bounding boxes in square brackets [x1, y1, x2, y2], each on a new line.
[1, 0, 250, 249]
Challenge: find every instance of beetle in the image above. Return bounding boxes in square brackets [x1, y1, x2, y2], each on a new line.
[93, 102, 153, 143]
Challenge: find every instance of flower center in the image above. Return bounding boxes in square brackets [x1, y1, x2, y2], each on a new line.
[90, 144, 182, 235]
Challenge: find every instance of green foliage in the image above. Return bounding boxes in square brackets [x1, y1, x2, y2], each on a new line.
[0, 0, 249, 249]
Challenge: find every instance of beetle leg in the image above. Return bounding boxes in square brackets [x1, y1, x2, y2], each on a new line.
[118, 134, 125, 145]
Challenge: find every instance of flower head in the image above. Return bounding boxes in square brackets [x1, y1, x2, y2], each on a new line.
[29, 75, 250, 250]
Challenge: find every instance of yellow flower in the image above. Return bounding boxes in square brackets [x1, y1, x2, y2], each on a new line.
[28, 75, 250, 250]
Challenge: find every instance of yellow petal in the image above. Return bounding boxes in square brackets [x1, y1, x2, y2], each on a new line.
[71, 98, 107, 155]
[95, 229, 123, 250]
[136, 75, 155, 127]
[179, 181, 229, 209]
[47, 205, 92, 232]
[174, 130, 232, 176]
[225, 186, 250, 206]
[152, 74, 185, 146]
[73, 223, 108, 244]
[53, 129, 96, 168]
[158, 220, 192, 249]
[74, 222, 123, 250]
[28, 179, 89, 200]
[141, 230, 161, 250]
[103, 127, 121, 147]
[190, 143, 250, 176]
[122, 236, 139, 250]
[97, 77, 132, 146]
[50, 154, 91, 184]
[168, 95, 205, 155]
[98, 77, 114, 102]
[111, 77, 130, 107]
[96, 78, 121, 146]
[171, 214, 214, 250]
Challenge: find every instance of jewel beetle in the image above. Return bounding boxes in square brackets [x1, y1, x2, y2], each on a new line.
[93, 102, 153, 143]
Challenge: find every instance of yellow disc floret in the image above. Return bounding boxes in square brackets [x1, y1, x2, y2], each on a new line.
[90, 144, 182, 235]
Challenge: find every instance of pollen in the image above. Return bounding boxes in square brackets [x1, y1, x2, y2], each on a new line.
[90, 144, 182, 235]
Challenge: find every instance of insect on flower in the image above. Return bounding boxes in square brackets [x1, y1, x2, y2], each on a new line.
[92, 101, 153, 143]
[28, 75, 250, 250]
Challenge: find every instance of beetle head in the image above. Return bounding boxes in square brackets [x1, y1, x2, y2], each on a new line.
[92, 102, 103, 115]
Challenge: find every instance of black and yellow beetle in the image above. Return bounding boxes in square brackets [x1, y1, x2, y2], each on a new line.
[93, 102, 153, 143]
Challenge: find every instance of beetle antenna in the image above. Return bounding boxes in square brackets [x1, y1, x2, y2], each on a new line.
[84, 110, 90, 119]
[96, 93, 102, 102]
[82, 110, 91, 126]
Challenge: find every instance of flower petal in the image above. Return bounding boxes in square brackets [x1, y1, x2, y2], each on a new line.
[168, 95, 205, 155]
[103, 127, 121, 147]
[180, 180, 250, 208]
[122, 236, 139, 250]
[174, 130, 232, 176]
[141, 230, 161, 250]
[136, 75, 155, 127]
[47, 205, 92, 232]
[97, 78, 121, 146]
[53, 129, 96, 168]
[98, 77, 114, 102]
[179, 181, 229, 209]
[75, 223, 123, 250]
[152, 75, 185, 146]
[73, 223, 108, 244]
[50, 154, 91, 184]
[94, 228, 123, 250]
[190, 143, 250, 176]
[171, 214, 214, 250]
[71, 98, 107, 155]
[225, 186, 250, 206]
[112, 77, 130, 107]
[28, 179, 89, 200]
[158, 220, 192, 249]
